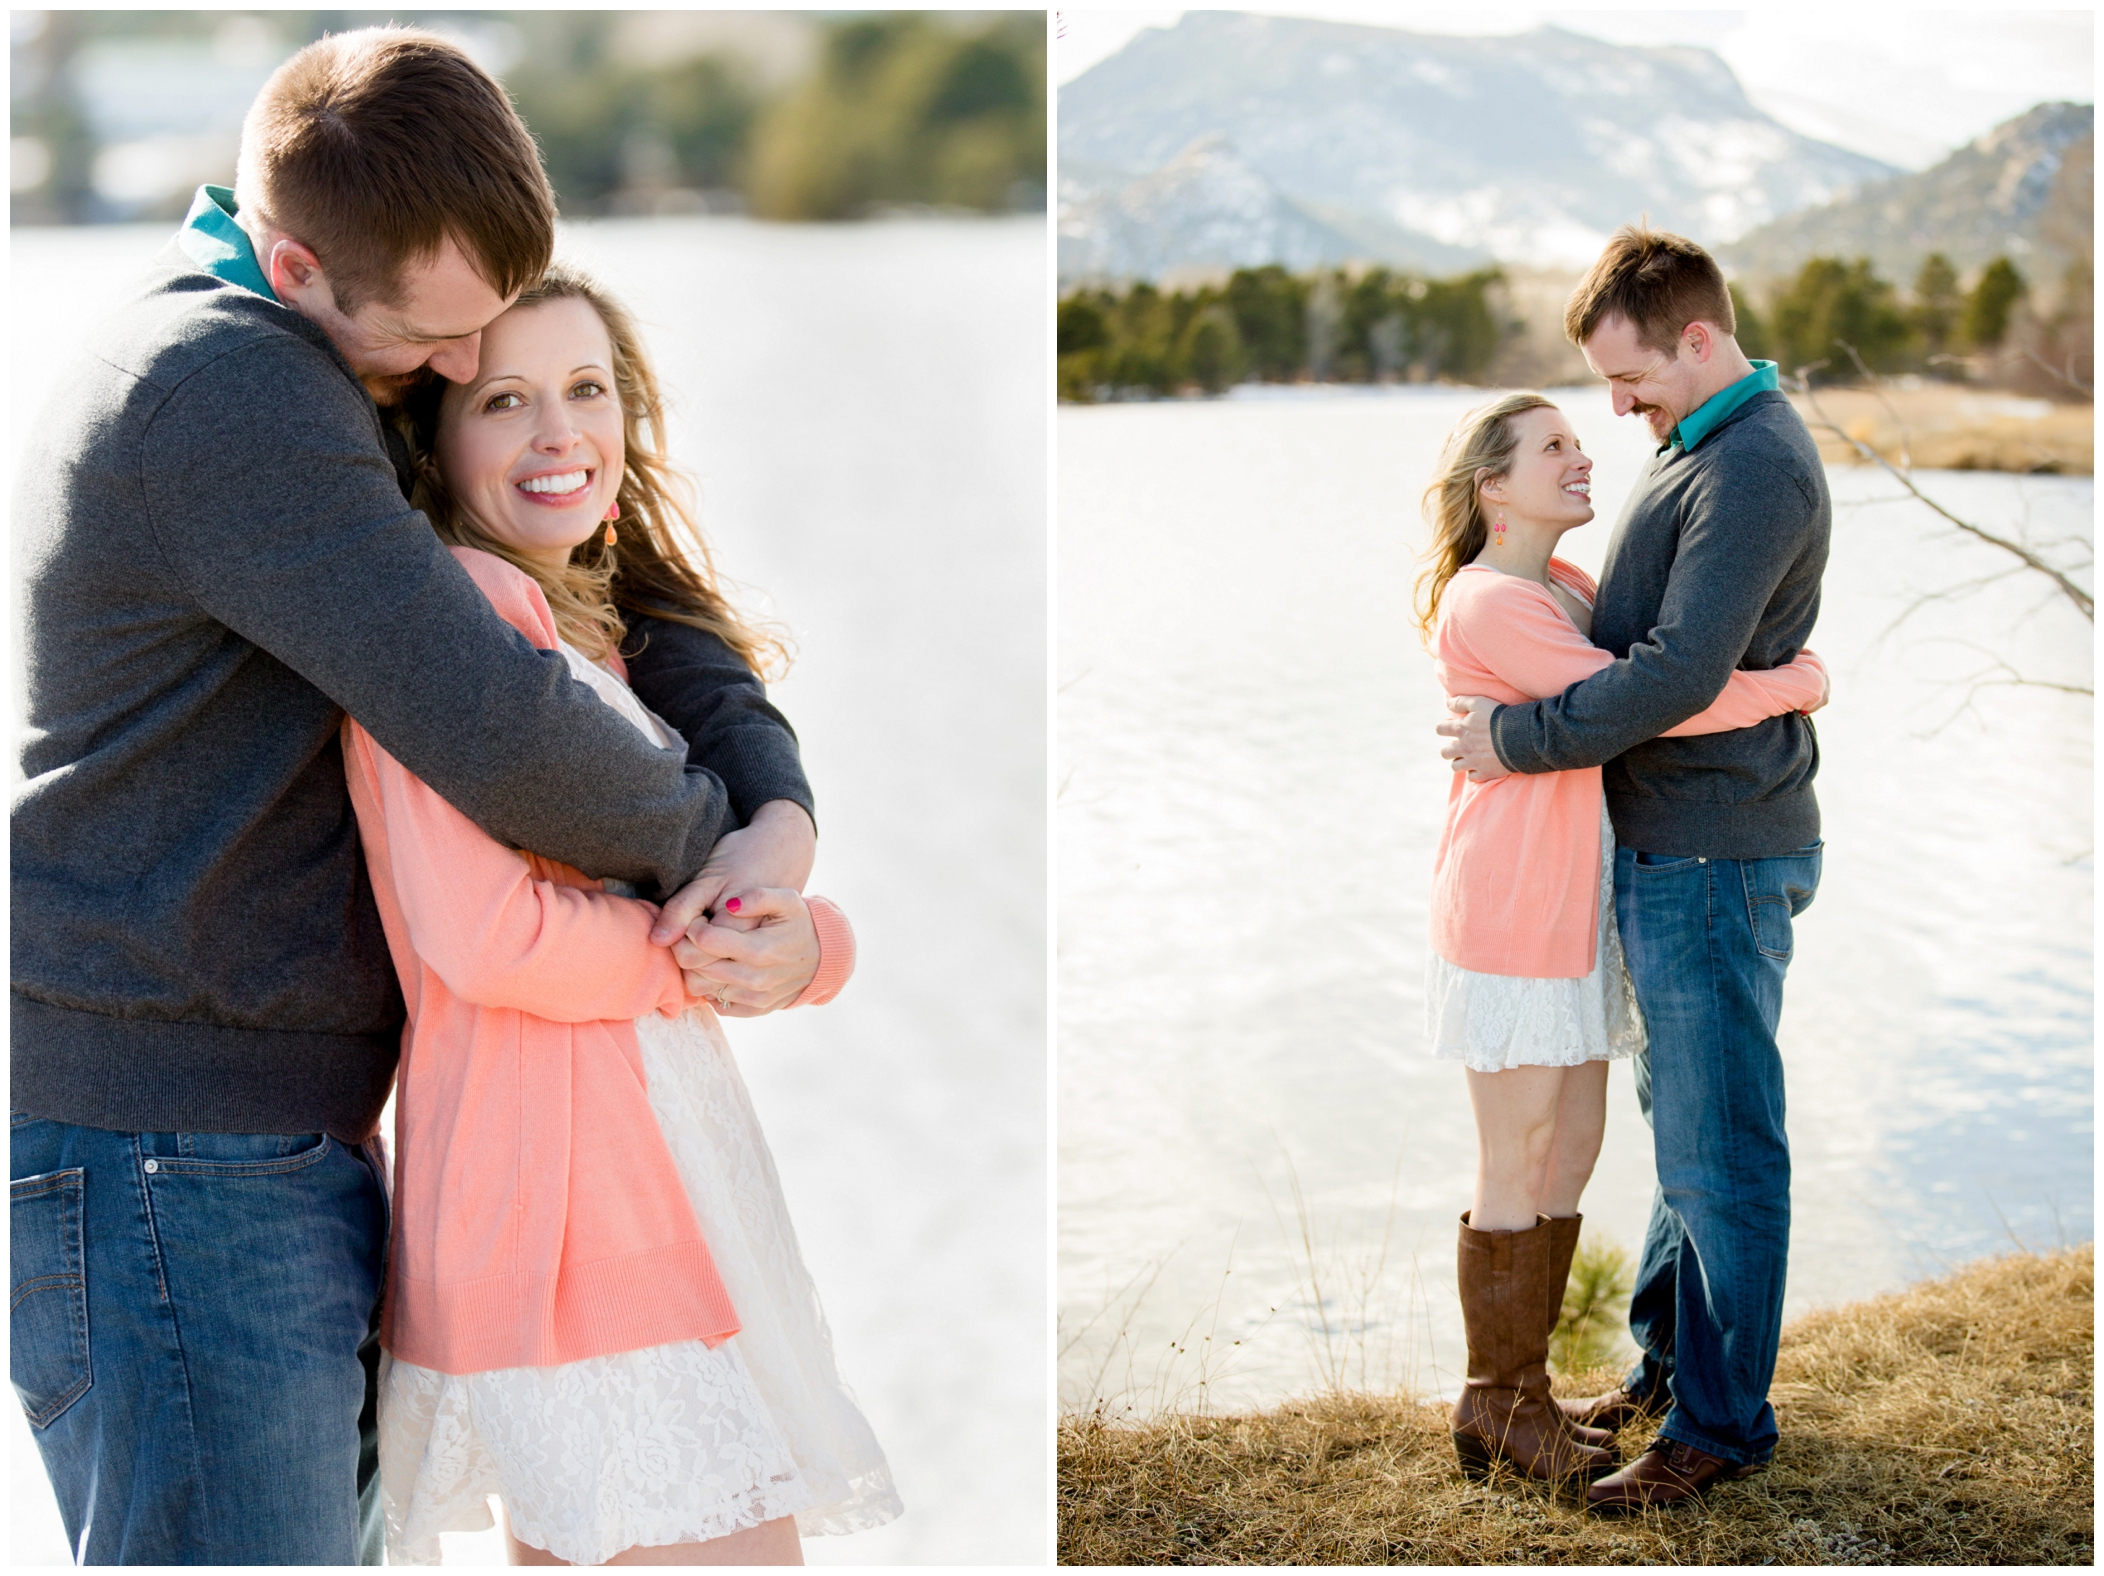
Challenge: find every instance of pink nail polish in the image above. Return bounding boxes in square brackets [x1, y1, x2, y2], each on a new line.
[725, 897, 742, 913]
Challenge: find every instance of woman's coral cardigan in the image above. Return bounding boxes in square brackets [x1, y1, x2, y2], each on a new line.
[343, 548, 853, 1375]
[1430, 560, 1826, 979]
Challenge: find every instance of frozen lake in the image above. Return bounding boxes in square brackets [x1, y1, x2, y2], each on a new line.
[1059, 384, 2092, 1416]
[10, 215, 1048, 1563]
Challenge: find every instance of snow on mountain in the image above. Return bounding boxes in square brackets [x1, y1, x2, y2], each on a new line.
[1058, 133, 1482, 283]
[1058, 13, 1900, 283]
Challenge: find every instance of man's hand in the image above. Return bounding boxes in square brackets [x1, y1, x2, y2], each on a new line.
[649, 799, 816, 945]
[1436, 695, 1513, 783]
[673, 887, 821, 1016]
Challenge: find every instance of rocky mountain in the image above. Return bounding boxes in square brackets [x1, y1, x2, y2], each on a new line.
[1058, 12, 1899, 284]
[1057, 134, 1483, 282]
[1720, 102, 2094, 290]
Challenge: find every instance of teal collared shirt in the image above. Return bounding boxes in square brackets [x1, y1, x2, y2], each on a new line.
[177, 185, 279, 303]
[1672, 360, 1778, 451]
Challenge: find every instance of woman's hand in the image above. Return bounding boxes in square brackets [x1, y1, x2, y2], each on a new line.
[671, 887, 821, 1016]
[648, 799, 816, 945]
[1437, 695, 1512, 783]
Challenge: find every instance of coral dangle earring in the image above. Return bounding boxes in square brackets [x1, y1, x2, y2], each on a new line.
[1493, 514, 1506, 547]
[603, 499, 620, 548]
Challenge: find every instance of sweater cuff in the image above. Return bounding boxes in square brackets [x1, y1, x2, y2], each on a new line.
[1487, 700, 1532, 774]
[791, 896, 855, 1008]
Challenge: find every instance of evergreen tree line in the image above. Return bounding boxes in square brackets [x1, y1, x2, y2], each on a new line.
[1732, 251, 2089, 387]
[1059, 251, 2091, 402]
[1057, 265, 1507, 402]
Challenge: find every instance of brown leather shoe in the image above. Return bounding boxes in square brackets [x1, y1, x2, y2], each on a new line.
[1452, 1213, 1615, 1485]
[1541, 1214, 1615, 1453]
[1556, 1383, 1656, 1434]
[1584, 1437, 1760, 1513]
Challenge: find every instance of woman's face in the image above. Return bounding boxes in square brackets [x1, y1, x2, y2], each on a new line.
[433, 295, 624, 569]
[1485, 405, 1593, 532]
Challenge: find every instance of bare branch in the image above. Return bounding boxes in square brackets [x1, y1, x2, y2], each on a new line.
[1864, 563, 2030, 655]
[1834, 340, 1911, 471]
[1905, 641, 2093, 741]
[2019, 345, 2093, 398]
[1789, 365, 2094, 622]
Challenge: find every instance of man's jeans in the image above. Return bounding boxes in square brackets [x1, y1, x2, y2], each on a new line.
[11, 1114, 388, 1565]
[1613, 838, 1822, 1468]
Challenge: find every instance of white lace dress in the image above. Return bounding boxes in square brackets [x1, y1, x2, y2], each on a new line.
[377, 641, 901, 1566]
[1425, 802, 1646, 1072]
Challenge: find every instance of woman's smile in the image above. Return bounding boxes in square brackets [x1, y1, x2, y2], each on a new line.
[512, 465, 593, 506]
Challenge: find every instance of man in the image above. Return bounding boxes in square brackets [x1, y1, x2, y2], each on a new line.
[1439, 223, 1829, 1510]
[12, 28, 822, 1564]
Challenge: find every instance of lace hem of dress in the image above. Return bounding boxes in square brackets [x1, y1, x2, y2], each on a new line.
[380, 1337, 817, 1567]
[1425, 803, 1646, 1072]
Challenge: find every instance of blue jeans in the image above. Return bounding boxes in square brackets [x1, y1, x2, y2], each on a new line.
[1613, 839, 1822, 1468]
[10, 1114, 388, 1565]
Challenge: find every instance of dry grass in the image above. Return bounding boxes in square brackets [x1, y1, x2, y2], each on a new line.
[1786, 386, 2093, 474]
[1059, 1246, 2092, 1565]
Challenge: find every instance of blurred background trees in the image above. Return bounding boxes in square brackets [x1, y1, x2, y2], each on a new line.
[1758, 250, 2088, 396]
[1058, 264, 1508, 402]
[8, 9, 1046, 225]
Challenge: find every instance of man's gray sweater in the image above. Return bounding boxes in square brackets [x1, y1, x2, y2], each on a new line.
[1489, 390, 1829, 858]
[13, 248, 809, 1142]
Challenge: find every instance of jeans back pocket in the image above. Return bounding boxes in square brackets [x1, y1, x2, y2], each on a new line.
[1742, 843, 1824, 962]
[11, 1167, 91, 1428]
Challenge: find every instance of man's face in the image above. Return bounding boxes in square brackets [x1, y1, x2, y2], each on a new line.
[292, 236, 516, 405]
[1581, 313, 1702, 444]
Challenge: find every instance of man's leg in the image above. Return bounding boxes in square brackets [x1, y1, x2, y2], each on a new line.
[12, 1115, 386, 1564]
[1613, 913, 1687, 1408]
[1613, 841, 1821, 1467]
[1607, 854, 1691, 1405]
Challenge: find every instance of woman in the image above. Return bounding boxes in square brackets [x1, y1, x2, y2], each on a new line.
[1415, 394, 1826, 1485]
[348, 265, 901, 1564]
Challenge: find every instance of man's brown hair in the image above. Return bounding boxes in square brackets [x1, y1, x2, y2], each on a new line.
[235, 26, 554, 312]
[1563, 223, 1736, 354]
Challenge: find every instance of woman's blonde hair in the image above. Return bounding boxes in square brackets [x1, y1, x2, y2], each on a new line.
[394, 262, 789, 678]
[1412, 391, 1556, 642]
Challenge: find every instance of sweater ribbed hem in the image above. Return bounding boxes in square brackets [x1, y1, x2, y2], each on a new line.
[384, 1240, 742, 1375]
[1605, 786, 1821, 860]
[793, 896, 855, 1008]
[10, 991, 397, 1142]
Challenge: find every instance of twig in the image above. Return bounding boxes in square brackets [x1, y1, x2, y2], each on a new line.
[2020, 345, 2093, 398]
[1790, 362, 2093, 621]
[1835, 340, 1912, 471]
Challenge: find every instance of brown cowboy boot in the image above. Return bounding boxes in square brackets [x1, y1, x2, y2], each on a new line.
[1541, 1213, 1615, 1452]
[1451, 1213, 1615, 1484]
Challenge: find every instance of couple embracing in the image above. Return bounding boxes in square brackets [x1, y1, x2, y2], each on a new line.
[13, 27, 898, 1566]
[1420, 226, 1830, 1512]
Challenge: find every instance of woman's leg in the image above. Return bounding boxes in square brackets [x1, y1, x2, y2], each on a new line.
[1540, 1058, 1609, 1217]
[505, 1509, 802, 1567]
[1463, 1063, 1568, 1229]
[1453, 1061, 1613, 1482]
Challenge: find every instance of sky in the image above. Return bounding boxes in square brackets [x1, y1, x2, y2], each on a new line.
[1053, 7, 2096, 170]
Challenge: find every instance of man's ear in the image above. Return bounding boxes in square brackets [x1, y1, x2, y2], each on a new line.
[265, 236, 330, 308]
[1682, 321, 1715, 363]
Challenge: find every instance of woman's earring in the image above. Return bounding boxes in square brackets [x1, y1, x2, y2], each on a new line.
[603, 500, 620, 548]
[1493, 514, 1506, 546]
